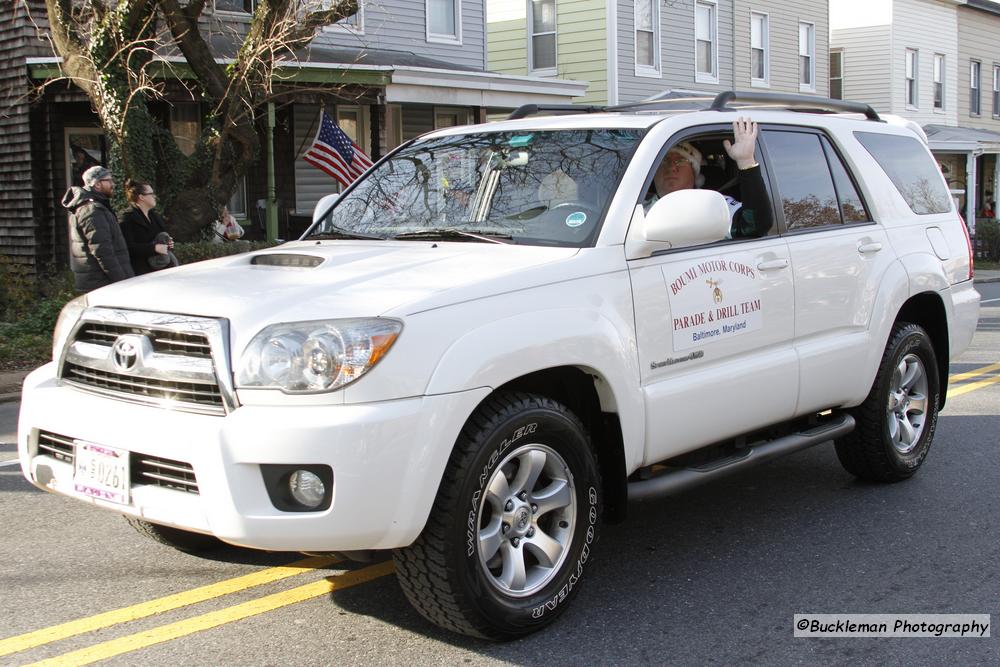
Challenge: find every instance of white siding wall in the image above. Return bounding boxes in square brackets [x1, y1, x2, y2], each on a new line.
[831, 25, 893, 112]
[617, 0, 735, 103]
[734, 0, 829, 95]
[957, 4, 1000, 129]
[889, 0, 958, 125]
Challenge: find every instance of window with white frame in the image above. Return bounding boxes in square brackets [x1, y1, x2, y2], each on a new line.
[933, 54, 945, 110]
[830, 49, 843, 99]
[529, 0, 556, 72]
[799, 22, 815, 90]
[215, 0, 253, 13]
[695, 1, 717, 82]
[905, 49, 918, 108]
[334, 0, 363, 31]
[994, 65, 999, 118]
[635, 0, 659, 74]
[971, 60, 981, 115]
[750, 12, 768, 85]
[427, 0, 460, 42]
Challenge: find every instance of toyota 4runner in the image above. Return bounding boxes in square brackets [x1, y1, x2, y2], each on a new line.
[18, 91, 980, 639]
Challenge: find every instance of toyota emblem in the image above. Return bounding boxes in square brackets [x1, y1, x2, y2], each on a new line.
[111, 336, 139, 372]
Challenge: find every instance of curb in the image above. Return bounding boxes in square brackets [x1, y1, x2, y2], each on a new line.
[0, 392, 21, 404]
[974, 276, 1000, 284]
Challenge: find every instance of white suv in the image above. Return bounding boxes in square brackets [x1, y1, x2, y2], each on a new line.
[18, 91, 980, 639]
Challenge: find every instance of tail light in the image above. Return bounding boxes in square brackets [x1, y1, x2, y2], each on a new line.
[959, 214, 974, 281]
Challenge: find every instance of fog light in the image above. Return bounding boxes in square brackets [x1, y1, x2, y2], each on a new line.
[289, 470, 325, 508]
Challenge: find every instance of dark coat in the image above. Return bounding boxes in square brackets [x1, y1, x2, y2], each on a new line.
[120, 206, 170, 276]
[63, 187, 134, 292]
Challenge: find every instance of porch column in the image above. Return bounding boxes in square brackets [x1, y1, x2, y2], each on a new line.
[966, 153, 977, 236]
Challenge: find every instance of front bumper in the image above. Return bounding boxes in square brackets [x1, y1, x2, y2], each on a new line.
[17, 363, 489, 551]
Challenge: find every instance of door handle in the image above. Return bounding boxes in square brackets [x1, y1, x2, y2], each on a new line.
[858, 242, 883, 254]
[756, 258, 789, 271]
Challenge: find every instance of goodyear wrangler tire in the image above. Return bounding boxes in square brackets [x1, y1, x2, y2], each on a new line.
[123, 516, 223, 554]
[835, 323, 940, 482]
[393, 391, 601, 640]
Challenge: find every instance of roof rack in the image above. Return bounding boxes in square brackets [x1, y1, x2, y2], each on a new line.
[504, 91, 881, 122]
[710, 90, 881, 121]
[506, 104, 605, 120]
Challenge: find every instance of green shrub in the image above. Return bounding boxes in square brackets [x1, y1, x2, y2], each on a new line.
[975, 219, 999, 262]
[173, 240, 279, 265]
[0, 264, 76, 370]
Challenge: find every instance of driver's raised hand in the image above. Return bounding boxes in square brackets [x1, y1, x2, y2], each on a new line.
[722, 117, 758, 170]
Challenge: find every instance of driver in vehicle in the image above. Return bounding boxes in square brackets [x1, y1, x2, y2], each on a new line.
[648, 117, 773, 238]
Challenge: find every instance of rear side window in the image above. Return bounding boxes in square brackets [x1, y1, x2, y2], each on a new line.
[762, 131, 842, 230]
[854, 131, 951, 214]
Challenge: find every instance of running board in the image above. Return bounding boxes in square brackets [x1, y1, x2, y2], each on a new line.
[627, 413, 855, 502]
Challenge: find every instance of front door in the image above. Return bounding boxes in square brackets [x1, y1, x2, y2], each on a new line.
[628, 126, 797, 465]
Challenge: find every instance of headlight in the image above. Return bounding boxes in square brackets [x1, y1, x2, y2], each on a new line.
[52, 294, 89, 362]
[237, 318, 402, 393]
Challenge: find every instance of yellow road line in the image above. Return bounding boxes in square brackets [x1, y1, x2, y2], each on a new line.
[949, 373, 1000, 397]
[949, 361, 1000, 383]
[0, 555, 338, 658]
[28, 560, 395, 667]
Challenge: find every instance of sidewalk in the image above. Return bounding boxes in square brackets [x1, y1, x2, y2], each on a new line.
[975, 269, 1000, 283]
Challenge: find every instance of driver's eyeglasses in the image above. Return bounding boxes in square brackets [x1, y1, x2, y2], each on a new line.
[663, 156, 690, 170]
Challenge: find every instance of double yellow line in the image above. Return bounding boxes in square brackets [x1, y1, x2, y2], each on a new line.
[0, 555, 394, 666]
[948, 361, 1000, 397]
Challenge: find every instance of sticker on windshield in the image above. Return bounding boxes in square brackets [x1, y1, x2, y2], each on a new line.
[565, 212, 587, 228]
[508, 134, 534, 147]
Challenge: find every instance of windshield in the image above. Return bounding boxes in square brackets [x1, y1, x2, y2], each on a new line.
[306, 128, 646, 247]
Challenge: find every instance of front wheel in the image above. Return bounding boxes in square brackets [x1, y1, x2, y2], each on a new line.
[393, 392, 601, 640]
[835, 322, 940, 482]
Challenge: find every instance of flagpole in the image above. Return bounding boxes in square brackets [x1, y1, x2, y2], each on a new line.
[266, 101, 278, 242]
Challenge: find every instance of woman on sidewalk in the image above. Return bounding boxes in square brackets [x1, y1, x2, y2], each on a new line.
[120, 180, 177, 276]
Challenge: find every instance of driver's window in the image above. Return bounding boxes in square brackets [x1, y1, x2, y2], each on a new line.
[644, 131, 773, 240]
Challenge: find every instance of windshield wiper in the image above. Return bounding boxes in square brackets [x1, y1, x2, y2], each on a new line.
[391, 228, 513, 244]
[308, 227, 384, 241]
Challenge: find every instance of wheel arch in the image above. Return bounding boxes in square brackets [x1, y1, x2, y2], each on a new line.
[492, 366, 629, 524]
[894, 291, 950, 408]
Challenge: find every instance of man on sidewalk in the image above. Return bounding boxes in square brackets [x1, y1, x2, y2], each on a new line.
[64, 165, 134, 291]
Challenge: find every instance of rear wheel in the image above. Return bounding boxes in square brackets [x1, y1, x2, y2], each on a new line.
[835, 323, 940, 482]
[393, 392, 601, 639]
[123, 516, 224, 554]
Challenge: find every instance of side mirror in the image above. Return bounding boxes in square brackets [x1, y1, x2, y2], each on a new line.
[312, 193, 340, 224]
[626, 190, 731, 258]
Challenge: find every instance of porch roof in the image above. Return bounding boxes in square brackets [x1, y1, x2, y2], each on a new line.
[924, 124, 1000, 153]
[26, 40, 587, 109]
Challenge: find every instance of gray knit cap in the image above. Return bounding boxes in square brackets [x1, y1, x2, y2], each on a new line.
[82, 165, 112, 187]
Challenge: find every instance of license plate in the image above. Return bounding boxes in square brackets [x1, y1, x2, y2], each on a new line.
[73, 440, 130, 505]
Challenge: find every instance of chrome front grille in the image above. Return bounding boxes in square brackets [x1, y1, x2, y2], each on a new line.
[75, 323, 213, 359]
[132, 453, 199, 494]
[59, 308, 234, 416]
[63, 363, 224, 412]
[34, 430, 199, 495]
[37, 431, 75, 463]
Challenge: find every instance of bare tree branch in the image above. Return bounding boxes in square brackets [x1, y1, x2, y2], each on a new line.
[159, 0, 228, 100]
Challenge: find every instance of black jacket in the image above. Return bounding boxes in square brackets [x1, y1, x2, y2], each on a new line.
[120, 206, 170, 276]
[63, 187, 134, 291]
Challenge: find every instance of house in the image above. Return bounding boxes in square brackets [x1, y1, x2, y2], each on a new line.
[831, 0, 1000, 231]
[486, 0, 830, 105]
[0, 0, 586, 273]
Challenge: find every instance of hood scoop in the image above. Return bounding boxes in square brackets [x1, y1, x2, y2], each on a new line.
[250, 253, 325, 268]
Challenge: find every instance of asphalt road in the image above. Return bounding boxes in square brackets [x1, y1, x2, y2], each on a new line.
[1, 283, 998, 666]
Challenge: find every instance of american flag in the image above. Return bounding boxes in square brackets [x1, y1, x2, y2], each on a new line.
[302, 110, 374, 187]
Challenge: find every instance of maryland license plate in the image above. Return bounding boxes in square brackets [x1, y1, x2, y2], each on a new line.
[73, 440, 130, 505]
